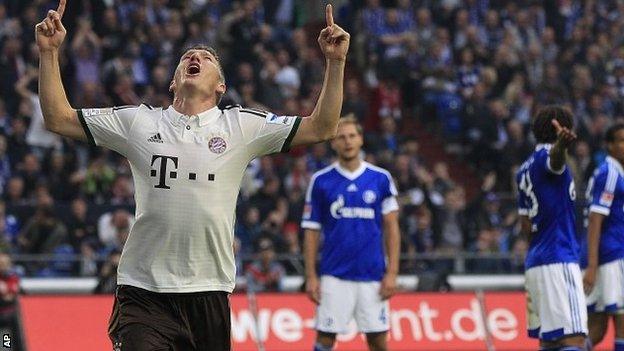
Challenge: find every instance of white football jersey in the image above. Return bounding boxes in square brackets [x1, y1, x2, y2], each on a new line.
[79, 104, 301, 293]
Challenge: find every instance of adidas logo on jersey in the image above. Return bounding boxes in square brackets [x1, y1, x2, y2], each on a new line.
[147, 133, 163, 143]
[347, 184, 358, 192]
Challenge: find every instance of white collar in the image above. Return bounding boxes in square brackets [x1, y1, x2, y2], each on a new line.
[334, 161, 367, 181]
[535, 143, 552, 151]
[166, 105, 221, 127]
[607, 155, 624, 175]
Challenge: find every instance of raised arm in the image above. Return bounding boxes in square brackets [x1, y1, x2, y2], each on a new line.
[549, 119, 577, 173]
[36, 0, 87, 141]
[290, 4, 351, 147]
[14, 67, 37, 100]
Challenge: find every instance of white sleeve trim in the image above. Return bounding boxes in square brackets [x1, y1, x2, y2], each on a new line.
[589, 205, 610, 216]
[518, 208, 529, 216]
[301, 220, 321, 230]
[382, 197, 399, 215]
[546, 156, 565, 175]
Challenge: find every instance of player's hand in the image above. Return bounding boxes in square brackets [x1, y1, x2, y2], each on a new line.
[35, 0, 67, 52]
[379, 273, 397, 300]
[583, 266, 597, 295]
[306, 275, 320, 304]
[552, 119, 577, 148]
[317, 4, 350, 62]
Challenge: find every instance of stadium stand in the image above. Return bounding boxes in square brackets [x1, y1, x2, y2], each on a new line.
[0, 0, 617, 290]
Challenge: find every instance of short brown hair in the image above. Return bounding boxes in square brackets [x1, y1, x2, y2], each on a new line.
[338, 114, 363, 135]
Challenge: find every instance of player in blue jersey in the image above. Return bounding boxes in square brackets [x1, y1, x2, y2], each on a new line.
[582, 123, 624, 351]
[516, 105, 588, 350]
[302, 116, 400, 351]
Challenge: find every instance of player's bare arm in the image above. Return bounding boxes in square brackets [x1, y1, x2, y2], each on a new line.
[519, 215, 532, 242]
[304, 228, 321, 304]
[290, 4, 350, 147]
[549, 119, 577, 173]
[380, 210, 400, 300]
[35, 0, 86, 142]
[584, 212, 605, 293]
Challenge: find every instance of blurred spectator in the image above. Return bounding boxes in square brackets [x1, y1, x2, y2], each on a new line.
[98, 209, 133, 251]
[0, 253, 21, 350]
[14, 67, 61, 156]
[284, 157, 310, 194]
[235, 206, 262, 254]
[249, 176, 284, 220]
[94, 249, 121, 294]
[0, 201, 18, 249]
[66, 198, 97, 253]
[0, 136, 10, 194]
[108, 175, 134, 206]
[17, 205, 67, 257]
[342, 78, 367, 121]
[404, 205, 434, 259]
[245, 238, 285, 292]
[83, 155, 116, 204]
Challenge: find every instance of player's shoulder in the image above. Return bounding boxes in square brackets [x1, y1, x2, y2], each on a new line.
[589, 160, 611, 181]
[223, 104, 269, 118]
[533, 145, 550, 159]
[113, 103, 161, 115]
[310, 164, 338, 185]
[363, 162, 393, 181]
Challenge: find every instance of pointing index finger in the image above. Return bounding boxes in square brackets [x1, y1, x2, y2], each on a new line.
[551, 119, 562, 131]
[57, 0, 66, 18]
[326, 4, 334, 27]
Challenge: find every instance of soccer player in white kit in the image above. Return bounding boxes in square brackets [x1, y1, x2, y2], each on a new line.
[582, 123, 624, 351]
[302, 116, 401, 351]
[35, 1, 350, 350]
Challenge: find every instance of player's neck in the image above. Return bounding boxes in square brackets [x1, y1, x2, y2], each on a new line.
[338, 157, 362, 172]
[172, 94, 216, 116]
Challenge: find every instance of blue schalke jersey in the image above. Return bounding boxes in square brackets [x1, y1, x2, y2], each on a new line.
[516, 144, 580, 269]
[301, 162, 399, 281]
[581, 156, 624, 267]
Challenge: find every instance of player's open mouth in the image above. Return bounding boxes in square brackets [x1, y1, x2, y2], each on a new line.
[186, 63, 201, 76]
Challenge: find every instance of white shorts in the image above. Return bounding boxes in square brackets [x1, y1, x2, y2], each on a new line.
[315, 275, 389, 334]
[586, 258, 624, 313]
[525, 262, 588, 341]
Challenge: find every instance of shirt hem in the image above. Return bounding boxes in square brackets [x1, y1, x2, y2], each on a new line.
[525, 259, 579, 270]
[118, 277, 235, 293]
[322, 273, 383, 282]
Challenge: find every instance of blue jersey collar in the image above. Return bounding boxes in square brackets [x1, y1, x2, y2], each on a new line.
[535, 143, 552, 151]
[335, 161, 367, 180]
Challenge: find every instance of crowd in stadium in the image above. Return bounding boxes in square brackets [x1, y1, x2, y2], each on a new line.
[0, 0, 620, 288]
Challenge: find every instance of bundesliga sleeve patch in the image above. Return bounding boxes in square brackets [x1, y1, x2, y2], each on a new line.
[266, 113, 295, 126]
[600, 191, 614, 206]
[82, 108, 113, 117]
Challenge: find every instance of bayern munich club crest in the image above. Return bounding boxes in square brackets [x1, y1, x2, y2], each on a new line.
[208, 136, 227, 154]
